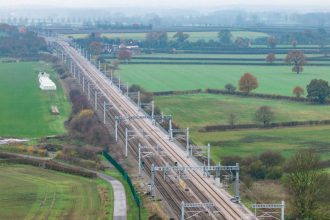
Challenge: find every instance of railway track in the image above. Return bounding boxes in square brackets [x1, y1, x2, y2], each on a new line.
[57, 39, 256, 220]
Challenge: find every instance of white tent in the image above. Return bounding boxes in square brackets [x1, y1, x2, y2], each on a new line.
[38, 72, 57, 90]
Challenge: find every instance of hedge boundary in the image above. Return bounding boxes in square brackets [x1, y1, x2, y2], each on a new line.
[133, 57, 330, 62]
[153, 89, 330, 104]
[0, 152, 96, 178]
[199, 120, 330, 132]
[123, 61, 330, 66]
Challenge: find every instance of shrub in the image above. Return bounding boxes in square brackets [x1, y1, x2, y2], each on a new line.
[221, 156, 242, 166]
[266, 166, 283, 179]
[293, 86, 305, 98]
[224, 83, 236, 93]
[247, 160, 266, 179]
[259, 150, 284, 167]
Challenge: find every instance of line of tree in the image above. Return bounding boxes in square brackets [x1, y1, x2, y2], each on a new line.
[0, 23, 47, 58]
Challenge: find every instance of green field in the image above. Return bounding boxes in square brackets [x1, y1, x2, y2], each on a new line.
[192, 126, 330, 161]
[133, 53, 324, 59]
[154, 94, 330, 161]
[66, 31, 269, 42]
[155, 94, 330, 129]
[117, 64, 330, 95]
[0, 62, 70, 137]
[0, 164, 111, 220]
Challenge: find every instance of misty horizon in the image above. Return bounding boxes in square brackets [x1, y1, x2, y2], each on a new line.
[1, 0, 330, 10]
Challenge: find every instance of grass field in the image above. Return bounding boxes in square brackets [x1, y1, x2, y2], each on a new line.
[155, 94, 330, 129]
[66, 31, 269, 42]
[192, 125, 330, 161]
[154, 94, 330, 161]
[0, 164, 111, 220]
[0, 62, 70, 138]
[133, 53, 324, 59]
[117, 64, 330, 95]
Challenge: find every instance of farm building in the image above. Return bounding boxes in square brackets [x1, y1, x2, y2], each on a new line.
[38, 72, 56, 90]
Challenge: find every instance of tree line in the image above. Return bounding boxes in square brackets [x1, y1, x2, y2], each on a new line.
[0, 23, 47, 58]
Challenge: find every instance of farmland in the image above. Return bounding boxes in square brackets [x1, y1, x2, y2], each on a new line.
[155, 93, 330, 129]
[66, 31, 269, 41]
[0, 62, 70, 138]
[153, 93, 330, 161]
[192, 125, 330, 161]
[132, 53, 323, 59]
[0, 164, 111, 220]
[117, 64, 330, 95]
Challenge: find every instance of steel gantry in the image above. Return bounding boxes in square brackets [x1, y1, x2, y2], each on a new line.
[252, 201, 285, 220]
[126, 91, 141, 107]
[189, 143, 211, 169]
[180, 202, 217, 220]
[169, 128, 190, 156]
[138, 143, 155, 177]
[115, 115, 172, 142]
[150, 163, 240, 201]
[125, 128, 147, 157]
[103, 101, 114, 124]
[139, 101, 155, 121]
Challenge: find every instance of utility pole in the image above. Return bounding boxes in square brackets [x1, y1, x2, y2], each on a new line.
[115, 119, 118, 142]
[186, 128, 189, 156]
[87, 82, 90, 100]
[82, 76, 85, 92]
[169, 119, 173, 140]
[207, 143, 210, 169]
[94, 91, 98, 110]
[234, 163, 240, 203]
[138, 143, 142, 176]
[137, 91, 141, 107]
[125, 128, 128, 157]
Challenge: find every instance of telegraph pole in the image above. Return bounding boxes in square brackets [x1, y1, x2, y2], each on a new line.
[94, 91, 98, 110]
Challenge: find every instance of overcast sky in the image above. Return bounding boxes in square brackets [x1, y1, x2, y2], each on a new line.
[1, 0, 330, 8]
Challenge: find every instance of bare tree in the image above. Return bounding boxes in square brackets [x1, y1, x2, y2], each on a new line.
[228, 113, 237, 127]
[255, 106, 274, 125]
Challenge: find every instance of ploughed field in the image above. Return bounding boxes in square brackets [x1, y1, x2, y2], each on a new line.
[117, 64, 330, 96]
[0, 62, 70, 137]
[0, 164, 111, 220]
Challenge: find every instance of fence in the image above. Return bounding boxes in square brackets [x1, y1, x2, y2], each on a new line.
[102, 150, 142, 220]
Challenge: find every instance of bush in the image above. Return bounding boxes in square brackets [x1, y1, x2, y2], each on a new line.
[259, 151, 284, 167]
[221, 156, 242, 166]
[266, 166, 283, 179]
[247, 160, 266, 179]
[224, 83, 236, 93]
